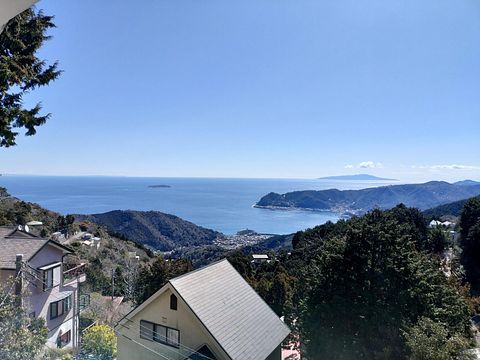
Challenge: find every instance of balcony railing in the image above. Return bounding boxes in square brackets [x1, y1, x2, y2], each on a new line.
[63, 263, 86, 285]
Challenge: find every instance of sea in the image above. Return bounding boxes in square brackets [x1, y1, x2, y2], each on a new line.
[0, 176, 396, 235]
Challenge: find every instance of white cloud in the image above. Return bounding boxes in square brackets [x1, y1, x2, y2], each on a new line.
[411, 164, 480, 171]
[429, 164, 480, 170]
[358, 161, 383, 169]
[344, 164, 354, 169]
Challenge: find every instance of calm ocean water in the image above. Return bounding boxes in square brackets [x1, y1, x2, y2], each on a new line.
[0, 176, 395, 235]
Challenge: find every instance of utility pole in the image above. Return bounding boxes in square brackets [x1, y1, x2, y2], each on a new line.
[15, 254, 23, 307]
[111, 269, 115, 301]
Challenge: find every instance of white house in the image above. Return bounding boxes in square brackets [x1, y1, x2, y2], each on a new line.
[252, 254, 270, 264]
[116, 259, 290, 360]
[0, 226, 86, 349]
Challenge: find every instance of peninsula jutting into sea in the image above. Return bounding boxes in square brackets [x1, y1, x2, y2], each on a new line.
[255, 180, 480, 214]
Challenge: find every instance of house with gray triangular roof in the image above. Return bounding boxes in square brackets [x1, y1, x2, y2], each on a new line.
[116, 259, 290, 360]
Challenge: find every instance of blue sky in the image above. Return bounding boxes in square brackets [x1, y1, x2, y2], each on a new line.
[1, 0, 479, 181]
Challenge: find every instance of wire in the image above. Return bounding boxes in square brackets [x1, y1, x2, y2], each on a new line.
[22, 265, 214, 359]
[119, 317, 215, 360]
[114, 326, 173, 360]
[0, 270, 22, 307]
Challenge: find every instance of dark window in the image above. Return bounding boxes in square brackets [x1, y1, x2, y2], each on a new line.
[43, 268, 53, 290]
[50, 295, 72, 319]
[50, 301, 59, 319]
[140, 320, 155, 340]
[140, 320, 180, 348]
[170, 294, 177, 310]
[57, 330, 71, 348]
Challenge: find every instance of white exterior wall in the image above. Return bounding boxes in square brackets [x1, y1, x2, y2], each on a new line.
[117, 286, 229, 360]
[26, 245, 80, 349]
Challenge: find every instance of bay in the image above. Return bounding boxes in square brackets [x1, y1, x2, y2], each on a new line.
[0, 176, 395, 235]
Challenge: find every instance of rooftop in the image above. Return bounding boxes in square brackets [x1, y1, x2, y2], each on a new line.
[0, 226, 72, 269]
[169, 259, 290, 360]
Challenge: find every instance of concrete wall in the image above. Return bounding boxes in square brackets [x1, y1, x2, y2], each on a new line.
[118, 286, 228, 360]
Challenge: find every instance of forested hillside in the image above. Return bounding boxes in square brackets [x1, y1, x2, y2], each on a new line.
[76, 210, 222, 251]
[423, 197, 479, 219]
[229, 205, 477, 359]
[256, 181, 480, 213]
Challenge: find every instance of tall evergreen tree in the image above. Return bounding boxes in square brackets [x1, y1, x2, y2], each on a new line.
[0, 8, 61, 147]
[291, 206, 472, 359]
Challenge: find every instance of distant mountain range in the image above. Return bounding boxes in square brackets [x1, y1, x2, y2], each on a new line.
[454, 180, 480, 186]
[318, 174, 397, 181]
[76, 210, 222, 251]
[255, 181, 480, 213]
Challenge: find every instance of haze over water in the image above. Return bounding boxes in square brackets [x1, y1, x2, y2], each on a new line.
[0, 176, 397, 235]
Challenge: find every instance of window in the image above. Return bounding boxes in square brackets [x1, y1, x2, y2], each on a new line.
[50, 295, 72, 320]
[140, 320, 180, 348]
[41, 263, 61, 291]
[140, 320, 155, 340]
[44, 269, 53, 290]
[57, 330, 71, 348]
[167, 328, 179, 347]
[170, 294, 177, 310]
[155, 324, 167, 343]
[50, 301, 59, 319]
[63, 295, 72, 313]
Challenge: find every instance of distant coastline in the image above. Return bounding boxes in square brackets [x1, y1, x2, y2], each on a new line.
[317, 174, 397, 181]
[148, 184, 171, 188]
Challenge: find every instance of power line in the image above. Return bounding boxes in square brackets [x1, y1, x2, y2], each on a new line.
[114, 326, 173, 360]
[119, 317, 215, 360]
[21, 264, 214, 359]
[0, 270, 22, 307]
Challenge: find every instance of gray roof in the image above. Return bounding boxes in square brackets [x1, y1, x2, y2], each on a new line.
[170, 259, 290, 360]
[0, 226, 71, 269]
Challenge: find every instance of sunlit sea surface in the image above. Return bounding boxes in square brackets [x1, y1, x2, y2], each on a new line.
[0, 176, 397, 235]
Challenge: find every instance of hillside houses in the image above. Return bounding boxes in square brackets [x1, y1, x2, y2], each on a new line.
[0, 226, 87, 349]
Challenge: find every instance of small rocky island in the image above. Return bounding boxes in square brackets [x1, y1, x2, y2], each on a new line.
[148, 185, 171, 188]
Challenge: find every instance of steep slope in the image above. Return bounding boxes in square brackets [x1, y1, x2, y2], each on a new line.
[423, 196, 480, 219]
[77, 210, 222, 251]
[255, 181, 480, 213]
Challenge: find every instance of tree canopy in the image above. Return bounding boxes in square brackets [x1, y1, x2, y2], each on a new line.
[81, 324, 117, 360]
[289, 205, 472, 359]
[460, 197, 480, 289]
[0, 280, 48, 359]
[0, 8, 60, 147]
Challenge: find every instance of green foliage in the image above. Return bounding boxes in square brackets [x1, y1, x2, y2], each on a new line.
[423, 197, 479, 220]
[136, 257, 193, 304]
[0, 280, 48, 359]
[460, 197, 480, 239]
[428, 227, 450, 254]
[81, 324, 117, 360]
[78, 210, 221, 251]
[291, 206, 472, 359]
[0, 187, 9, 197]
[459, 197, 480, 287]
[0, 8, 61, 147]
[403, 317, 474, 360]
